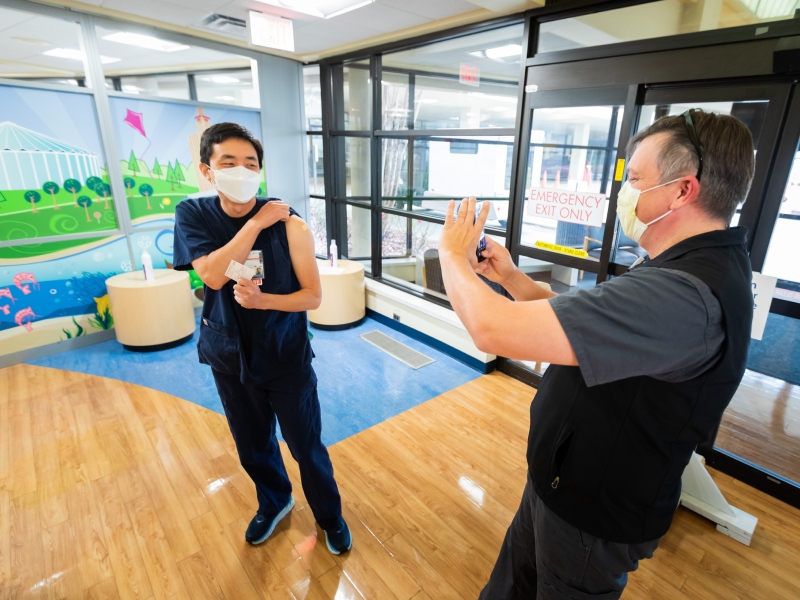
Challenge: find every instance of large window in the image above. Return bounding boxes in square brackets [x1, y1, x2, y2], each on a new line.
[0, 5, 90, 88]
[373, 23, 523, 296]
[763, 144, 800, 292]
[97, 24, 259, 107]
[538, 0, 800, 54]
[304, 66, 326, 256]
[382, 26, 522, 131]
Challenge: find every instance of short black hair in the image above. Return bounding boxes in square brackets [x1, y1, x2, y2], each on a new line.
[200, 122, 263, 169]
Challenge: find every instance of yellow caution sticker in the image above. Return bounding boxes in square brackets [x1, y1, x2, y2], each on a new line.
[614, 158, 626, 182]
[535, 241, 588, 258]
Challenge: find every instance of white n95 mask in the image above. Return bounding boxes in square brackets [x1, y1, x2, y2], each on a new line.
[210, 166, 261, 204]
[615, 178, 680, 243]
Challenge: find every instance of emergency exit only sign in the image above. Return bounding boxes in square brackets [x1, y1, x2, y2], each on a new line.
[460, 64, 480, 87]
[526, 187, 607, 227]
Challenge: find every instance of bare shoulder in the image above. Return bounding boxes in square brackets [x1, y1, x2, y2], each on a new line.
[286, 214, 311, 235]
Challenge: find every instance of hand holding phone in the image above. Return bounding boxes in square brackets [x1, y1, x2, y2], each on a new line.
[477, 236, 487, 262]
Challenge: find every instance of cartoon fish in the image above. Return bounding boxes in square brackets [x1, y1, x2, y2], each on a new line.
[0, 305, 9, 316]
[0, 287, 16, 303]
[94, 295, 111, 316]
[14, 307, 39, 332]
[13, 273, 40, 295]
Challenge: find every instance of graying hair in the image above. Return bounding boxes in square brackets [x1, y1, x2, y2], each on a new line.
[627, 110, 755, 224]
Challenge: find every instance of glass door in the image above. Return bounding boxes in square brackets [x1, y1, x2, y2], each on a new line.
[631, 82, 800, 505]
[507, 86, 630, 377]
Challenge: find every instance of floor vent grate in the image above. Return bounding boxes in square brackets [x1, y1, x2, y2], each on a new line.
[359, 331, 435, 369]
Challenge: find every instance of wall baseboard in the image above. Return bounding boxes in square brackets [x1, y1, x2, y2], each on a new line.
[367, 309, 495, 373]
[364, 279, 495, 374]
[0, 307, 202, 370]
[0, 329, 117, 369]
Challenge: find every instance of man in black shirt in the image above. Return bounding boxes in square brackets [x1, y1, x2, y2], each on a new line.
[438, 110, 755, 599]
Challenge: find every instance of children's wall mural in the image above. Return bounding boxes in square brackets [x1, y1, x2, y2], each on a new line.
[0, 85, 118, 243]
[1, 86, 263, 358]
[0, 236, 127, 354]
[109, 97, 264, 229]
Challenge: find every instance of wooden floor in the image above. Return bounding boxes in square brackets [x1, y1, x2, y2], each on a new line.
[2, 364, 800, 599]
[717, 370, 800, 483]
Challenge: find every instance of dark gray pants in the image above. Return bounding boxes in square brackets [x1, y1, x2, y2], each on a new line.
[480, 475, 661, 600]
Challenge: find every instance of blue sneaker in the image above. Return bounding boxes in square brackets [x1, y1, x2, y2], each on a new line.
[245, 497, 295, 545]
[324, 518, 352, 555]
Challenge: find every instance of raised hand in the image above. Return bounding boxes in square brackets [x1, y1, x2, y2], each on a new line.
[252, 201, 290, 230]
[475, 237, 516, 284]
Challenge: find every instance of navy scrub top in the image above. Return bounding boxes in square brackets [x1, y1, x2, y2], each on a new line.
[173, 196, 313, 386]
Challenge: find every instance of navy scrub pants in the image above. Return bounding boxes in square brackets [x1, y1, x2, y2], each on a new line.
[211, 366, 342, 531]
[480, 474, 660, 599]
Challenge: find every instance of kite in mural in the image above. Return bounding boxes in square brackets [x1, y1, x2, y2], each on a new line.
[123, 108, 152, 157]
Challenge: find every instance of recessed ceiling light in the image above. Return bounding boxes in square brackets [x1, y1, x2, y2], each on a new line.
[255, 0, 375, 19]
[43, 48, 120, 64]
[211, 75, 240, 84]
[484, 44, 522, 60]
[103, 32, 190, 52]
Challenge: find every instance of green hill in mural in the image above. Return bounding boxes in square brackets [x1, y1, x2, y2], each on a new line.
[0, 235, 112, 259]
[0, 172, 120, 241]
[120, 158, 200, 224]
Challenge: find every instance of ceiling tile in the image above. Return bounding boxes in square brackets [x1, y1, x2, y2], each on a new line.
[327, 4, 429, 33]
[377, 0, 479, 21]
[101, 0, 203, 27]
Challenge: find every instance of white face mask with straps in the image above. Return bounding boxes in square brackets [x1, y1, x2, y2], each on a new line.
[615, 178, 681, 242]
[208, 166, 261, 204]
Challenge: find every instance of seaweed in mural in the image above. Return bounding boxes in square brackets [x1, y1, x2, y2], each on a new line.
[62, 316, 85, 339]
[68, 271, 115, 300]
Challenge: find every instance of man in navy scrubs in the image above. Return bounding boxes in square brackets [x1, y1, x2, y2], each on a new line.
[439, 110, 755, 598]
[173, 122, 351, 554]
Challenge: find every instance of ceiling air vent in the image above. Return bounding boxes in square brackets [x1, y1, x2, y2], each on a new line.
[195, 13, 248, 39]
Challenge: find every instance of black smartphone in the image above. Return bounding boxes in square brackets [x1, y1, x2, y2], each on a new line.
[477, 236, 487, 262]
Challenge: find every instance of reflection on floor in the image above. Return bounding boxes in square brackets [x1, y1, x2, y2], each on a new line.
[27, 316, 479, 446]
[717, 369, 800, 483]
[3, 365, 800, 599]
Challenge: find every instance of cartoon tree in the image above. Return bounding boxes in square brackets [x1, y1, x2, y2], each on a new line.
[123, 177, 136, 198]
[139, 183, 153, 210]
[152, 158, 163, 180]
[165, 162, 176, 191]
[77, 195, 92, 222]
[86, 176, 102, 192]
[64, 179, 82, 206]
[95, 182, 112, 209]
[42, 181, 60, 210]
[24, 190, 41, 213]
[127, 150, 139, 177]
[174, 160, 185, 188]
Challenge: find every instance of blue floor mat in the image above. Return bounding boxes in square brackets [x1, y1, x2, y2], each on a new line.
[29, 317, 480, 446]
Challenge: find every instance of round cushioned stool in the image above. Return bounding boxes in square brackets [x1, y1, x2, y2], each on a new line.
[308, 259, 366, 330]
[106, 269, 196, 351]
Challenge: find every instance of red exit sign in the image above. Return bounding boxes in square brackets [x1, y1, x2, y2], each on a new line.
[460, 64, 480, 87]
